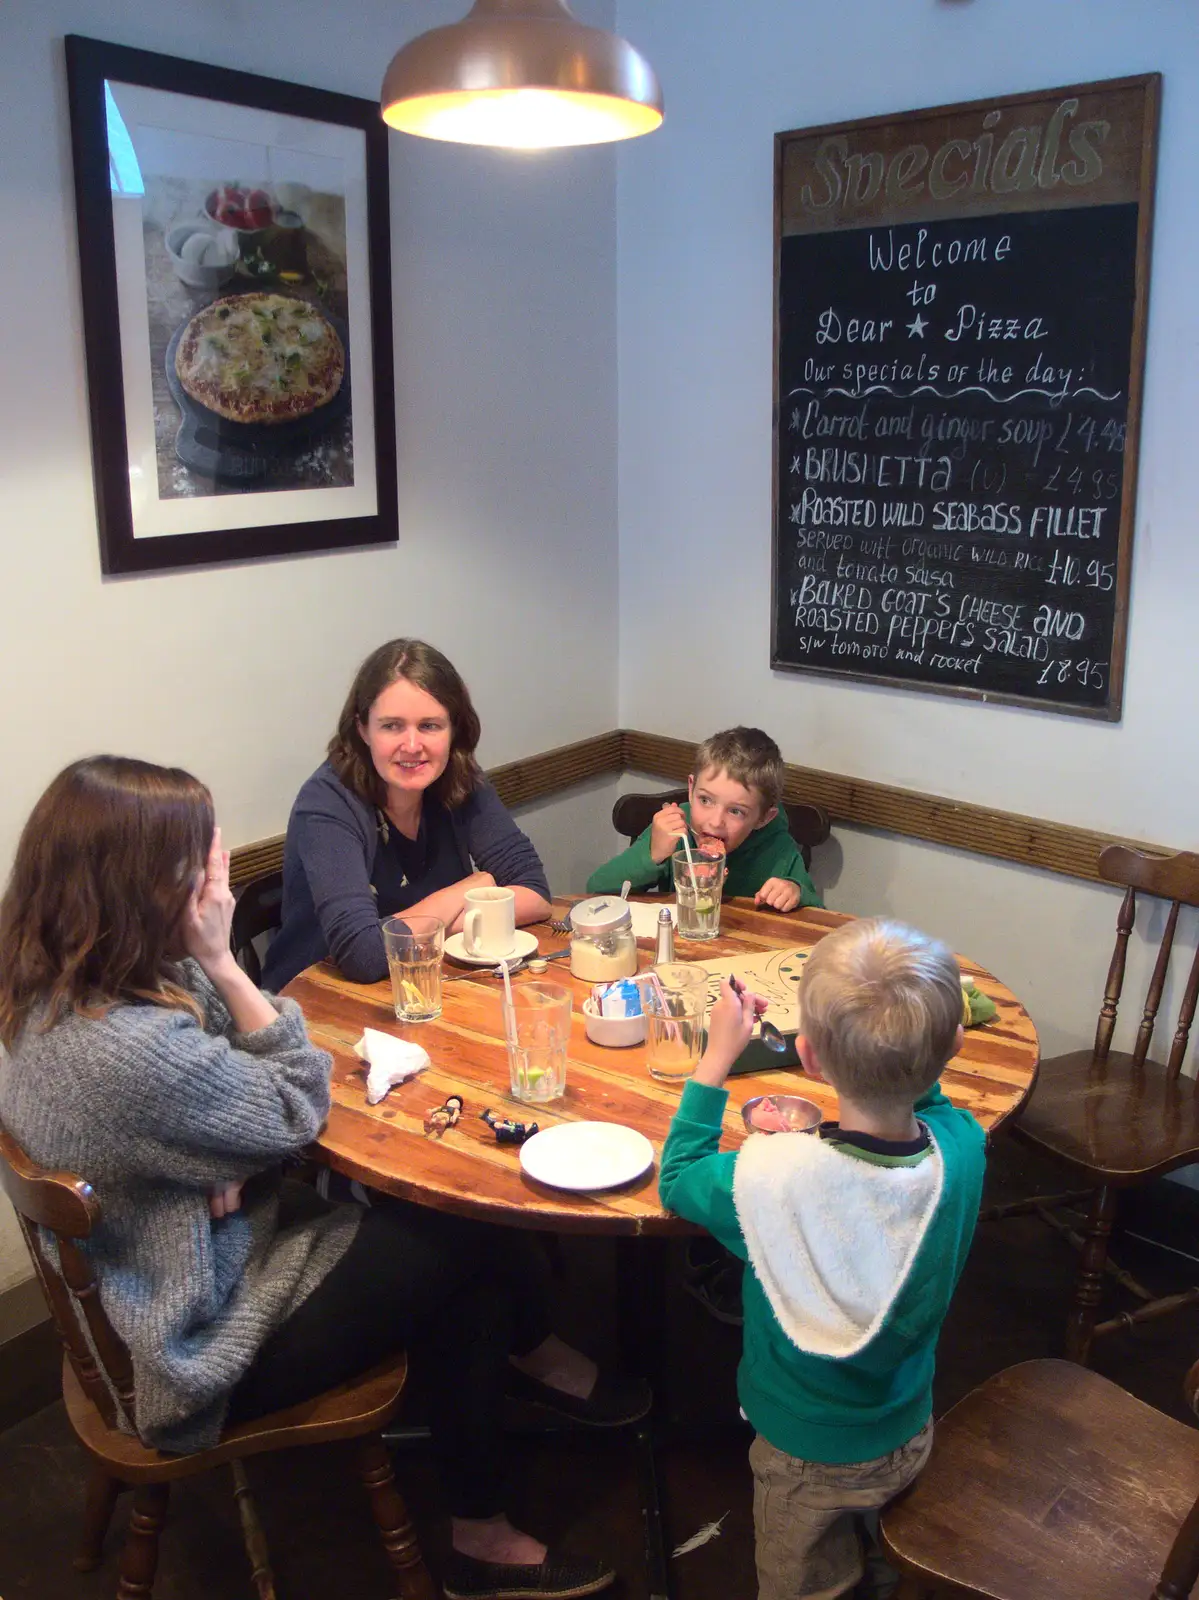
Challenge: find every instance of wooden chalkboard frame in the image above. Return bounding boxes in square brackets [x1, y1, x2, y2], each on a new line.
[771, 75, 1160, 719]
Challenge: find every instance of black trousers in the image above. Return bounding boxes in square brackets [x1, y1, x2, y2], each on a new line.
[226, 1185, 553, 1517]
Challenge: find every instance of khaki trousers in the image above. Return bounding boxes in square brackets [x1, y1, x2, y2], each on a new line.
[749, 1419, 934, 1600]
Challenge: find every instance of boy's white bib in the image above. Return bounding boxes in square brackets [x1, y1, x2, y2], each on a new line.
[732, 1128, 943, 1358]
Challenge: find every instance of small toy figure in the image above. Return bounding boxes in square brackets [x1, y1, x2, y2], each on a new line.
[423, 1095, 464, 1138]
[480, 1107, 538, 1146]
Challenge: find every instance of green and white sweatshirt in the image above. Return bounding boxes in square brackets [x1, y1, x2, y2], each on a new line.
[659, 1079, 986, 1464]
[586, 804, 821, 906]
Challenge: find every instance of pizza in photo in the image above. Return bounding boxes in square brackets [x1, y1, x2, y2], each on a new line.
[173, 292, 345, 425]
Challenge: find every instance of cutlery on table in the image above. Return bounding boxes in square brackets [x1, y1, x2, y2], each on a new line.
[728, 973, 788, 1053]
[444, 948, 570, 981]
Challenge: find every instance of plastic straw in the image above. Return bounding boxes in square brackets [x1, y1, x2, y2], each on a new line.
[678, 831, 697, 878]
[499, 959, 523, 1095]
[646, 968, 682, 1043]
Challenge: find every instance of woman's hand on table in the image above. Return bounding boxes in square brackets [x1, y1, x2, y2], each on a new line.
[693, 978, 764, 1087]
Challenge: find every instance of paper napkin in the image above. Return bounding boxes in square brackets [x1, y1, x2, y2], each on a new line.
[354, 1028, 431, 1104]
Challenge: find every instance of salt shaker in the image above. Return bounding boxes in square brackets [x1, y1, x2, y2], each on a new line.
[655, 906, 675, 964]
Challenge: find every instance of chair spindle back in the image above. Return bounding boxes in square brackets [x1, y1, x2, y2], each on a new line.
[0, 1125, 135, 1431]
[1095, 848, 1199, 1080]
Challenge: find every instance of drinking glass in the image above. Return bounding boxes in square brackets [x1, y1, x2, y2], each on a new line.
[382, 914, 445, 1022]
[644, 963, 709, 1081]
[505, 982, 571, 1104]
[671, 847, 725, 940]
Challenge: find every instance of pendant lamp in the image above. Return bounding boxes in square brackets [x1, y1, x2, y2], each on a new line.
[380, 0, 663, 150]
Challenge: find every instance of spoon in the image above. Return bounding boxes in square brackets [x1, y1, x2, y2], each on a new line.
[728, 973, 788, 1053]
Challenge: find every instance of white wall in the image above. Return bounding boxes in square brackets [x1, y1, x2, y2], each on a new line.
[616, 0, 1199, 1059]
[0, 0, 621, 1305]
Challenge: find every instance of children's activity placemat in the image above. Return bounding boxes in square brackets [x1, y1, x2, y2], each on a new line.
[687, 945, 809, 1035]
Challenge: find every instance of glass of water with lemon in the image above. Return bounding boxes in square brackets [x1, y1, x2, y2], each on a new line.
[382, 915, 445, 1022]
[672, 847, 725, 940]
[505, 982, 571, 1104]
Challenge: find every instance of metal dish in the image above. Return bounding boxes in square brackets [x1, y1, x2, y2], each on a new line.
[741, 1094, 822, 1134]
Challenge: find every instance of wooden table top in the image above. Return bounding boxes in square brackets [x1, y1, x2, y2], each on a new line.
[283, 901, 1040, 1236]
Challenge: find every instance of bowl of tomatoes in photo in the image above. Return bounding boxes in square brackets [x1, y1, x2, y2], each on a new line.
[204, 183, 275, 236]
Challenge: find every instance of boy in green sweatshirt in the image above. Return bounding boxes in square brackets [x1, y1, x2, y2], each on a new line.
[586, 727, 821, 911]
[659, 918, 986, 1600]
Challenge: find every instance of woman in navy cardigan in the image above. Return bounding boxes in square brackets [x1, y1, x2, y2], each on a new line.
[264, 639, 552, 992]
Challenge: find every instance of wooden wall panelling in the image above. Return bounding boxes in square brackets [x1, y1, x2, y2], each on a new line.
[620, 730, 1168, 887]
[229, 730, 625, 887]
[229, 725, 1176, 891]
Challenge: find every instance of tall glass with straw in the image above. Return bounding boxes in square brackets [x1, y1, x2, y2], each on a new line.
[502, 963, 571, 1103]
[671, 831, 724, 940]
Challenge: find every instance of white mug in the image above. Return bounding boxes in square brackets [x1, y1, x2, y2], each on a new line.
[463, 886, 517, 959]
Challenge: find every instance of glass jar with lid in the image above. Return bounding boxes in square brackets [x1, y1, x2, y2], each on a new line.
[569, 895, 639, 983]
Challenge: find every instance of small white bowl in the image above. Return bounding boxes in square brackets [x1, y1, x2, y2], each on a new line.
[165, 223, 239, 290]
[583, 999, 647, 1048]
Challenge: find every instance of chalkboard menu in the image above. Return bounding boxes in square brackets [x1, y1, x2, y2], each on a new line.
[772, 76, 1160, 718]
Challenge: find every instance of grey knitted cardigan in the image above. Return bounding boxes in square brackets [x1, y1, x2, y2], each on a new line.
[0, 961, 359, 1452]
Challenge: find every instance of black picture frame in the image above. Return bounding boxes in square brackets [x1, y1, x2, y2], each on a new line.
[65, 34, 397, 575]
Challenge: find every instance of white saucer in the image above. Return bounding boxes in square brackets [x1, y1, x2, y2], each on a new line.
[444, 928, 541, 968]
[520, 1122, 655, 1192]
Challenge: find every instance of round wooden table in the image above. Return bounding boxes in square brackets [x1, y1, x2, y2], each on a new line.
[284, 900, 1040, 1235]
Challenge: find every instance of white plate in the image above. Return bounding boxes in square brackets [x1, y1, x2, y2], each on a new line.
[444, 928, 541, 967]
[520, 1122, 655, 1192]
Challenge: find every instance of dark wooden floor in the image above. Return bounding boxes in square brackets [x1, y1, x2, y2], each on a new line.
[2, 1135, 1198, 1599]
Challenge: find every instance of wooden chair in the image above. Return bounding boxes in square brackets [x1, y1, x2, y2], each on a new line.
[0, 1124, 435, 1600]
[611, 788, 831, 870]
[879, 1356, 1199, 1600]
[983, 846, 1199, 1365]
[231, 869, 284, 985]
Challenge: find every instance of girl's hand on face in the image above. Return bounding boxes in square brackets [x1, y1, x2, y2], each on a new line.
[694, 978, 759, 1086]
[182, 828, 236, 974]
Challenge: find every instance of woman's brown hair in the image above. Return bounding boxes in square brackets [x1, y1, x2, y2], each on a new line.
[327, 639, 482, 811]
[0, 757, 214, 1048]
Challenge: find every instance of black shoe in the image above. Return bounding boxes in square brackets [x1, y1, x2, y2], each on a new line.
[682, 1258, 745, 1326]
[505, 1364, 652, 1427]
[442, 1548, 616, 1599]
[683, 1236, 724, 1279]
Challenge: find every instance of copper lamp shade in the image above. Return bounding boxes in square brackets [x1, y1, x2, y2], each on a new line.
[380, 0, 664, 149]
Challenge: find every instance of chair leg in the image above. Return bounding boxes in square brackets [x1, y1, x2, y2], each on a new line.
[1066, 1184, 1119, 1366]
[231, 1461, 278, 1600]
[116, 1481, 170, 1600]
[356, 1436, 437, 1600]
[74, 1466, 123, 1570]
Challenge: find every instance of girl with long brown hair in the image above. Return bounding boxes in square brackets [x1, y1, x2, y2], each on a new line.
[264, 639, 552, 991]
[0, 757, 630, 1599]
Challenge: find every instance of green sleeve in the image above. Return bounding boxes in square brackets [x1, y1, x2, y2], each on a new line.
[915, 1080, 987, 1148]
[658, 1081, 749, 1261]
[586, 826, 670, 894]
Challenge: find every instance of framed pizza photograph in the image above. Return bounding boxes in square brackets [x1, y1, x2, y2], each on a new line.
[65, 35, 397, 575]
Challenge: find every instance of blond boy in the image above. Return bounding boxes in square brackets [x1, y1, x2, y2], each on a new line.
[660, 919, 986, 1600]
[586, 727, 820, 910]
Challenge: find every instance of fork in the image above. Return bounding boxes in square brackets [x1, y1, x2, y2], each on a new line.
[547, 915, 572, 935]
